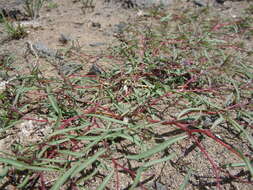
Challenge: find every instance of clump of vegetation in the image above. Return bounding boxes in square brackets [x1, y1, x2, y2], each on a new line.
[45, 1, 58, 10]
[81, 0, 95, 14]
[23, 0, 45, 19]
[1, 14, 27, 40]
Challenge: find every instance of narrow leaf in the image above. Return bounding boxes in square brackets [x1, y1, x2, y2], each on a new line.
[71, 149, 106, 178]
[143, 154, 176, 168]
[46, 85, 61, 116]
[179, 168, 193, 190]
[97, 169, 114, 190]
[127, 135, 187, 160]
[50, 164, 79, 190]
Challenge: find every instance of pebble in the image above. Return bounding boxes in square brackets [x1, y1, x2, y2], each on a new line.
[91, 22, 101, 28]
[193, 0, 207, 7]
[114, 22, 127, 34]
[59, 33, 72, 44]
[89, 42, 106, 47]
[112, 0, 174, 8]
[87, 64, 103, 75]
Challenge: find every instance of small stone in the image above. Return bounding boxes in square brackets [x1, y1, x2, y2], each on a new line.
[91, 22, 101, 28]
[193, 0, 207, 7]
[15, 118, 52, 145]
[118, 0, 174, 9]
[87, 64, 103, 75]
[89, 42, 106, 47]
[0, 80, 8, 92]
[216, 0, 225, 4]
[59, 33, 72, 44]
[114, 22, 127, 34]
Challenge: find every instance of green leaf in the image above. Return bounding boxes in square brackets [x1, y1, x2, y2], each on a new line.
[0, 166, 9, 179]
[222, 162, 247, 168]
[177, 108, 206, 119]
[38, 158, 68, 163]
[17, 174, 30, 188]
[160, 13, 172, 22]
[48, 138, 70, 145]
[116, 133, 142, 146]
[211, 116, 224, 129]
[76, 166, 100, 185]
[127, 135, 187, 160]
[229, 78, 240, 103]
[58, 150, 85, 158]
[179, 168, 193, 190]
[46, 85, 62, 116]
[97, 169, 114, 190]
[244, 157, 253, 178]
[71, 149, 106, 178]
[114, 102, 131, 115]
[0, 120, 23, 133]
[129, 167, 144, 190]
[50, 163, 79, 190]
[48, 123, 90, 137]
[86, 114, 130, 126]
[227, 117, 253, 147]
[0, 157, 28, 169]
[0, 157, 59, 171]
[143, 154, 176, 168]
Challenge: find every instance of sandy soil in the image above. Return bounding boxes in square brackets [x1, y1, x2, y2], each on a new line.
[0, 0, 252, 190]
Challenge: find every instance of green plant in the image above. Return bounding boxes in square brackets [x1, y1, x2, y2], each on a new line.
[0, 53, 14, 78]
[46, 1, 58, 10]
[0, 2, 252, 190]
[1, 14, 27, 40]
[245, 4, 253, 14]
[81, 0, 95, 14]
[23, 0, 45, 19]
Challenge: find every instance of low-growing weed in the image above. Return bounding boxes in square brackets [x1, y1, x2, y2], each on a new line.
[0, 2, 252, 190]
[81, 0, 95, 14]
[45, 1, 58, 10]
[1, 14, 27, 40]
[23, 0, 45, 19]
